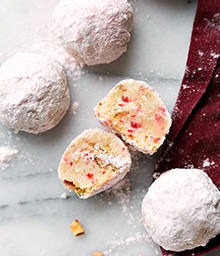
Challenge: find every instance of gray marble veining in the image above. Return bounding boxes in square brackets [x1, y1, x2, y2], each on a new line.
[0, 0, 219, 255]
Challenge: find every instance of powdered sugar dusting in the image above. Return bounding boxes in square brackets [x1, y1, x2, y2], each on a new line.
[49, 47, 84, 79]
[103, 232, 155, 256]
[0, 146, 18, 170]
[105, 178, 131, 212]
[31, 42, 84, 79]
[104, 176, 145, 228]
[70, 101, 80, 115]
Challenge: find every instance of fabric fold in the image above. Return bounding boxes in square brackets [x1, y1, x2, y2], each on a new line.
[153, 0, 220, 255]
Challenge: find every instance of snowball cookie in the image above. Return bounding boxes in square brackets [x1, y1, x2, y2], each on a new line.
[58, 128, 131, 199]
[94, 79, 171, 154]
[53, 0, 133, 66]
[142, 168, 220, 252]
[0, 52, 70, 134]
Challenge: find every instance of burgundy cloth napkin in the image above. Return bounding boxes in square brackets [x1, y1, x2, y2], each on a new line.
[154, 0, 220, 255]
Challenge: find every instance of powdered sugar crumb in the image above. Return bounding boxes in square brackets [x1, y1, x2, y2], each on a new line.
[0, 146, 18, 170]
[70, 101, 80, 115]
[203, 158, 215, 168]
[60, 192, 68, 199]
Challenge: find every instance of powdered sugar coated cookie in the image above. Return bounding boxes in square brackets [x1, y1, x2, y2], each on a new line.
[0, 52, 70, 134]
[142, 168, 220, 252]
[53, 0, 133, 66]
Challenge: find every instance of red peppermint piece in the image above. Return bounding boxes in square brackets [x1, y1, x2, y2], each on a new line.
[121, 95, 131, 103]
[130, 121, 142, 129]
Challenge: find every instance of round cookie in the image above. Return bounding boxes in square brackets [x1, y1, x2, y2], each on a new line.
[53, 0, 133, 66]
[142, 168, 220, 252]
[58, 128, 131, 199]
[0, 52, 70, 134]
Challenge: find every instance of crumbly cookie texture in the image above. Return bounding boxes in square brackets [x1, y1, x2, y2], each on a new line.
[142, 168, 220, 252]
[94, 79, 171, 155]
[0, 52, 70, 134]
[53, 0, 133, 66]
[58, 128, 131, 199]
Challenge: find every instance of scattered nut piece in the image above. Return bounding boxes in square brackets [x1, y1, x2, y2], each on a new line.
[70, 219, 85, 236]
[91, 253, 105, 256]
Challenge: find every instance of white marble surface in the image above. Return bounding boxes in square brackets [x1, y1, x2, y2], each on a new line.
[0, 0, 219, 255]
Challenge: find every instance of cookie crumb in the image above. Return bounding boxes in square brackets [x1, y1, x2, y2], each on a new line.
[60, 192, 68, 199]
[70, 219, 85, 236]
[91, 253, 105, 256]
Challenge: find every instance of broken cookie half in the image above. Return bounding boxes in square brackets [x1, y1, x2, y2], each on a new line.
[94, 79, 171, 155]
[57, 128, 131, 199]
